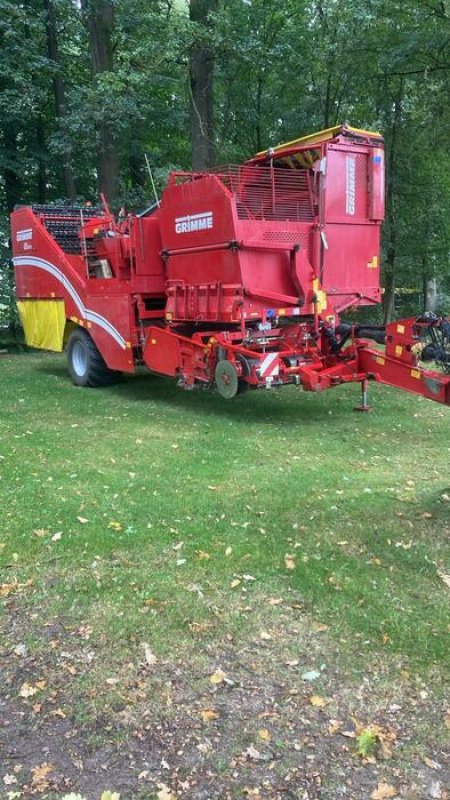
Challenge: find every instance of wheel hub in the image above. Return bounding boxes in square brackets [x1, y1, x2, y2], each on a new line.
[71, 340, 88, 377]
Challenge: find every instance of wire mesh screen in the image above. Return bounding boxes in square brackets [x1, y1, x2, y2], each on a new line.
[172, 166, 316, 223]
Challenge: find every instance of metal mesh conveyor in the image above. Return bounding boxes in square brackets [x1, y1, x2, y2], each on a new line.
[31, 205, 103, 255]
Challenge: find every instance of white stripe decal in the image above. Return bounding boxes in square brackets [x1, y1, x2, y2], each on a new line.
[259, 352, 279, 377]
[13, 256, 127, 349]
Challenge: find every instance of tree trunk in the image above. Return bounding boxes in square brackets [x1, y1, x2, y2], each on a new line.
[44, 0, 77, 199]
[3, 125, 22, 213]
[425, 278, 437, 313]
[36, 116, 47, 204]
[81, 0, 119, 203]
[382, 81, 403, 324]
[383, 260, 395, 324]
[189, 0, 217, 171]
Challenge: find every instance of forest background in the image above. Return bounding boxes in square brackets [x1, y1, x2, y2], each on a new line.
[0, 0, 449, 330]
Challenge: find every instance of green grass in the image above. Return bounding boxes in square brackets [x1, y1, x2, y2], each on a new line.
[1, 350, 449, 681]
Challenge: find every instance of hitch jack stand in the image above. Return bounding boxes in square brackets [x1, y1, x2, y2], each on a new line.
[354, 378, 372, 412]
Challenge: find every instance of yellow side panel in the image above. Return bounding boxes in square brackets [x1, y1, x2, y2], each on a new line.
[17, 300, 66, 351]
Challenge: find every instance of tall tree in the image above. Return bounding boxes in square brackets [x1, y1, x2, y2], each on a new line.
[44, 0, 77, 199]
[81, 0, 119, 202]
[189, 0, 218, 170]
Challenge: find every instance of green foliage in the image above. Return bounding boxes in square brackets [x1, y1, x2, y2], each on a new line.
[356, 728, 378, 758]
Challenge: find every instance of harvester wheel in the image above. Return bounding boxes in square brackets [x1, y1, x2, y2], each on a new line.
[215, 360, 239, 399]
[67, 328, 119, 387]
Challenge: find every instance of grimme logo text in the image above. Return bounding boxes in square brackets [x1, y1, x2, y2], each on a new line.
[175, 212, 213, 233]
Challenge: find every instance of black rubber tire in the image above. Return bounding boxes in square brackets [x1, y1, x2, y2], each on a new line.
[236, 354, 251, 394]
[67, 328, 119, 387]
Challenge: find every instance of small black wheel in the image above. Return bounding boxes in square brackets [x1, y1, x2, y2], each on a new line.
[236, 354, 251, 394]
[67, 328, 119, 387]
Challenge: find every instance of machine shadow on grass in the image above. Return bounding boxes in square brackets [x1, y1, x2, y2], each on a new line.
[35, 356, 377, 426]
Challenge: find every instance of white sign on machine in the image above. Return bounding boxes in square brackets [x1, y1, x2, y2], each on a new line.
[16, 228, 33, 242]
[346, 156, 356, 216]
[175, 211, 213, 234]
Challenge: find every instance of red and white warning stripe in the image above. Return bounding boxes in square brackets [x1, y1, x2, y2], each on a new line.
[258, 352, 279, 378]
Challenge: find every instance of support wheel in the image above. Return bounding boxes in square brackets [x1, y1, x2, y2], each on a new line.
[215, 360, 239, 399]
[67, 328, 119, 387]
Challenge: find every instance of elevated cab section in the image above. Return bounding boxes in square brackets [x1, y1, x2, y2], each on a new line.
[247, 124, 384, 314]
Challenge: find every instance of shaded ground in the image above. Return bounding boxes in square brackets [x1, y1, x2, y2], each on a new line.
[1, 600, 449, 800]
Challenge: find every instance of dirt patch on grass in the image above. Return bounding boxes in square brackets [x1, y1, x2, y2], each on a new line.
[1, 598, 449, 800]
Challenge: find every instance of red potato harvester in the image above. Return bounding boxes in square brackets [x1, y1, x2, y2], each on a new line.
[10, 124, 450, 407]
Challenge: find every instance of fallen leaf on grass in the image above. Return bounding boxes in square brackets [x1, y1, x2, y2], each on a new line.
[328, 719, 342, 734]
[243, 745, 261, 761]
[101, 793, 121, 800]
[258, 728, 271, 742]
[302, 670, 321, 682]
[207, 485, 218, 491]
[157, 784, 176, 800]
[370, 782, 397, 800]
[310, 695, 330, 708]
[77, 517, 88, 524]
[437, 571, 450, 590]
[19, 682, 37, 698]
[200, 709, 219, 722]
[31, 762, 54, 791]
[50, 708, 66, 719]
[355, 723, 396, 760]
[209, 668, 227, 685]
[142, 643, 157, 666]
[108, 521, 123, 531]
[51, 532, 62, 542]
[0, 578, 33, 598]
[423, 756, 442, 770]
[285, 554, 296, 570]
[3, 775, 18, 786]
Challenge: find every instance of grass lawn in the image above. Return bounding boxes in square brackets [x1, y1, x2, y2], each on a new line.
[1, 351, 449, 800]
